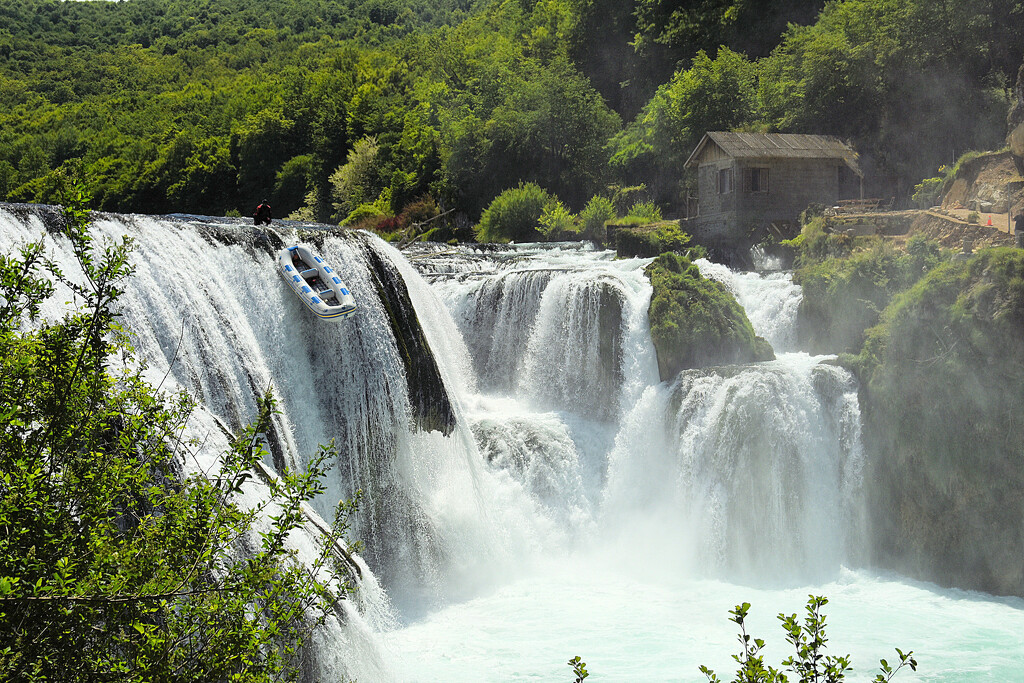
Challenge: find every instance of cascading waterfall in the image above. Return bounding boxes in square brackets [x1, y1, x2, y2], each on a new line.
[6, 206, 1024, 681]
[602, 355, 865, 583]
[397, 243, 1024, 682]
[696, 257, 804, 352]
[675, 259, 865, 578]
[423, 245, 865, 582]
[424, 246, 659, 521]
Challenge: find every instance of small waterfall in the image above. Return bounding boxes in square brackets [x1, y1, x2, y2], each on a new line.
[517, 272, 625, 420]
[750, 243, 787, 272]
[427, 248, 657, 419]
[437, 268, 555, 392]
[415, 246, 662, 559]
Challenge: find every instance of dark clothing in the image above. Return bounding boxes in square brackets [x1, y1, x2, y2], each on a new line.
[1015, 214, 1024, 236]
[253, 203, 273, 226]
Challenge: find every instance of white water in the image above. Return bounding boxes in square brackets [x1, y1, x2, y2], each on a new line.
[4, 210, 1023, 681]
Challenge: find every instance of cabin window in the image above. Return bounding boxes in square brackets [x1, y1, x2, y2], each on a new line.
[717, 167, 734, 194]
[745, 167, 769, 193]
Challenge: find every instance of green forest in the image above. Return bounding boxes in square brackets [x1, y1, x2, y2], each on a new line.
[1, 0, 1021, 234]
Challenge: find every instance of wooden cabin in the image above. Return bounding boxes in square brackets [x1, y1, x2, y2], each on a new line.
[683, 132, 862, 244]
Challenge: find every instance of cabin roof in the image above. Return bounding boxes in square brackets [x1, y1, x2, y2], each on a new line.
[684, 132, 862, 175]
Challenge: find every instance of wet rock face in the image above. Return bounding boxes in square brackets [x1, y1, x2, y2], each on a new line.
[4, 202, 68, 233]
[1010, 122, 1024, 170]
[358, 239, 456, 436]
[860, 249, 1024, 598]
[940, 151, 1021, 215]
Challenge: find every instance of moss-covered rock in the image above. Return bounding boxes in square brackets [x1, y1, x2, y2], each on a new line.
[854, 248, 1024, 596]
[646, 252, 773, 381]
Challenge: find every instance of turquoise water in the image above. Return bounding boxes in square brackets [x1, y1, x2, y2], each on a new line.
[387, 561, 1024, 681]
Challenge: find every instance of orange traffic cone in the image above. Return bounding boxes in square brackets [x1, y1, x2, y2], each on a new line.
[987, 215, 993, 226]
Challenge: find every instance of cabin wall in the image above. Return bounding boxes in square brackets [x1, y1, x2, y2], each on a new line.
[734, 158, 842, 224]
[694, 159, 737, 240]
[693, 157, 848, 244]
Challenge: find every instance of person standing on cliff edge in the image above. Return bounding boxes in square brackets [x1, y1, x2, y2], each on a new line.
[1014, 212, 1024, 234]
[253, 199, 273, 226]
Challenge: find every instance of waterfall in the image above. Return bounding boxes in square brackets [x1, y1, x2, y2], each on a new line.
[11, 207, 1009, 681]
[424, 247, 660, 513]
[0, 205, 401, 681]
[0, 206, 557, 673]
[602, 355, 865, 583]
[418, 244, 866, 582]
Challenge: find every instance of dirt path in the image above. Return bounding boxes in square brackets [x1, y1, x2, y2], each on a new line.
[915, 210, 1015, 249]
[938, 208, 1015, 234]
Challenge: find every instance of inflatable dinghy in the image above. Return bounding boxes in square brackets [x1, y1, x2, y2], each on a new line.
[277, 245, 357, 320]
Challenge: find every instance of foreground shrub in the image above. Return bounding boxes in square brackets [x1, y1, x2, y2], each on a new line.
[0, 187, 359, 681]
[700, 596, 915, 683]
[344, 201, 388, 228]
[538, 199, 578, 239]
[783, 216, 853, 267]
[398, 194, 440, 230]
[568, 596, 915, 682]
[578, 195, 616, 241]
[625, 200, 662, 223]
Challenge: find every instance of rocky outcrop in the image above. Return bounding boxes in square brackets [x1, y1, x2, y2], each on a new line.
[941, 151, 1021, 214]
[357, 238, 456, 436]
[856, 249, 1024, 597]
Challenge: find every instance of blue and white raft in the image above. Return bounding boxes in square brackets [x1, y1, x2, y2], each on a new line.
[277, 245, 357, 320]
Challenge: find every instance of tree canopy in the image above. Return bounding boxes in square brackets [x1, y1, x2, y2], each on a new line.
[0, 0, 1021, 225]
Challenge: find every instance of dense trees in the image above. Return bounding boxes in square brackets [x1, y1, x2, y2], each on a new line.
[0, 0, 1021, 228]
[757, 0, 1020, 196]
[609, 47, 758, 205]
